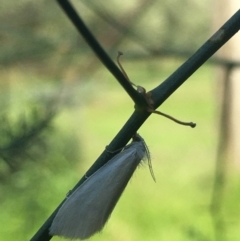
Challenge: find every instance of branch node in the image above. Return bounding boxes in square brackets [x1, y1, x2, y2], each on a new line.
[117, 52, 196, 128]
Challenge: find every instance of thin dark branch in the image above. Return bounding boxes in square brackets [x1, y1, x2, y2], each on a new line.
[56, 0, 147, 108]
[30, 3, 240, 240]
[74, 0, 156, 78]
[150, 12, 240, 107]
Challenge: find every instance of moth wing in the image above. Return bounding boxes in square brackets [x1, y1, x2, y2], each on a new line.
[50, 141, 145, 239]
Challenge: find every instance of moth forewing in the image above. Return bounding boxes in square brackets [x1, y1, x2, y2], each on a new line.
[50, 140, 147, 240]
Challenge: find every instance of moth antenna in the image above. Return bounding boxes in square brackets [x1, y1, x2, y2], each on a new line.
[133, 133, 156, 182]
[143, 139, 156, 182]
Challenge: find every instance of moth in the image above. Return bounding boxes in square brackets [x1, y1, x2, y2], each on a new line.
[49, 134, 153, 240]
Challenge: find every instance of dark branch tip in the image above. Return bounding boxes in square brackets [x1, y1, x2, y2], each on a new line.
[189, 122, 197, 128]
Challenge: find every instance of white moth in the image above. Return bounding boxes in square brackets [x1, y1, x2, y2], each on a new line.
[49, 134, 154, 240]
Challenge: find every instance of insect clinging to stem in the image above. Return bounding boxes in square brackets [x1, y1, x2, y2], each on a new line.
[50, 133, 154, 240]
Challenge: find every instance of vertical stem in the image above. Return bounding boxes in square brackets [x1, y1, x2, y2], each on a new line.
[210, 65, 233, 241]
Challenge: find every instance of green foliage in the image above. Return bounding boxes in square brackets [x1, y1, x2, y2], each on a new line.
[0, 108, 53, 174]
[0, 72, 82, 240]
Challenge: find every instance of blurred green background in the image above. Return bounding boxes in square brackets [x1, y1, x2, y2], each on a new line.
[0, 0, 239, 241]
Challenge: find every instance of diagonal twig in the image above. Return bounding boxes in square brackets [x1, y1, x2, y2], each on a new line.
[56, 0, 147, 109]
